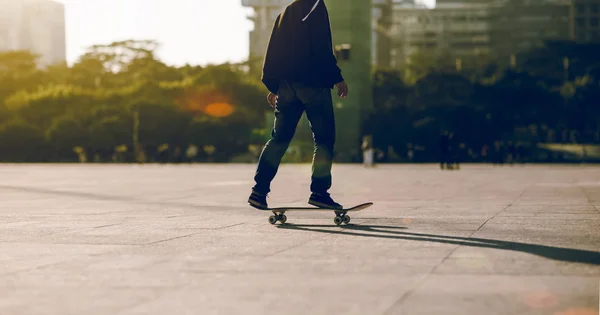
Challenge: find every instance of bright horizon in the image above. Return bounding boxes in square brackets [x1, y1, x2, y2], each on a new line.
[56, 0, 434, 66]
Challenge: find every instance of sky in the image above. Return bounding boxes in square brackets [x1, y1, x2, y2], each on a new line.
[55, 0, 434, 66]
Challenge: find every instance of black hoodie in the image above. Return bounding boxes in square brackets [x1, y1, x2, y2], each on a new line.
[261, 0, 344, 94]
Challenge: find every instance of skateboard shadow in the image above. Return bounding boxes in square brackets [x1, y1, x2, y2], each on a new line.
[274, 224, 408, 230]
[276, 224, 600, 266]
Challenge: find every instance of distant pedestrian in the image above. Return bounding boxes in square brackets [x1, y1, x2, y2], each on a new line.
[481, 144, 489, 163]
[507, 141, 516, 165]
[186, 144, 199, 163]
[494, 141, 505, 165]
[158, 144, 169, 163]
[173, 146, 183, 163]
[361, 135, 375, 167]
[407, 143, 415, 162]
[449, 133, 460, 170]
[440, 130, 451, 169]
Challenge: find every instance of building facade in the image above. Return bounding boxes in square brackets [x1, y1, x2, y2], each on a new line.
[491, 0, 571, 61]
[327, 0, 374, 161]
[0, 0, 66, 67]
[241, 0, 289, 66]
[373, 0, 428, 68]
[390, 0, 572, 68]
[391, 2, 494, 69]
[572, 0, 600, 42]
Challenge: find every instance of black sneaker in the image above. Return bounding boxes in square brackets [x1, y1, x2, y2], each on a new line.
[309, 193, 343, 210]
[248, 190, 268, 209]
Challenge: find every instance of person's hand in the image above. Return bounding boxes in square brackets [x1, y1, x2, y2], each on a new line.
[267, 92, 277, 108]
[335, 81, 349, 98]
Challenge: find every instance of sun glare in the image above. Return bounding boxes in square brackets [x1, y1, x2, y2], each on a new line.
[204, 102, 234, 118]
[177, 88, 235, 117]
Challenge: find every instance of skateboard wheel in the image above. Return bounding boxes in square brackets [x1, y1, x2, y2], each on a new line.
[334, 216, 343, 226]
[268, 216, 278, 225]
[342, 215, 350, 224]
[279, 215, 287, 224]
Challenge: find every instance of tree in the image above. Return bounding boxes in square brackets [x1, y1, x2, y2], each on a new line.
[0, 51, 43, 103]
[88, 116, 132, 160]
[46, 116, 88, 160]
[4, 84, 96, 130]
[0, 120, 47, 162]
[136, 102, 192, 147]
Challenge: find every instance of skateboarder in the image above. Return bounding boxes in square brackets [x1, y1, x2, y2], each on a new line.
[248, 0, 348, 210]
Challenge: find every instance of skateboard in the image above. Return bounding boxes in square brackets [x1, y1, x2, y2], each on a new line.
[254, 202, 374, 225]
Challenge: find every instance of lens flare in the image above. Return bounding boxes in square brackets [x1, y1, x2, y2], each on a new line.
[177, 88, 235, 117]
[204, 102, 234, 117]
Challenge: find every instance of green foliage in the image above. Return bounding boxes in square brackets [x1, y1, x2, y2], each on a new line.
[0, 40, 268, 162]
[88, 116, 131, 151]
[0, 51, 44, 103]
[0, 120, 47, 162]
[137, 103, 191, 146]
[46, 116, 88, 149]
[1, 39, 598, 163]
[370, 41, 600, 162]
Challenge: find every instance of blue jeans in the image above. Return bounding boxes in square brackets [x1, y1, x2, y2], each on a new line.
[253, 80, 336, 195]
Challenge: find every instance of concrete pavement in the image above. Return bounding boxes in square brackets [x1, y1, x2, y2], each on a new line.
[0, 164, 599, 315]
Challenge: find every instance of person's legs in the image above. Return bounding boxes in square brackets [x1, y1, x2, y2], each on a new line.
[297, 84, 342, 209]
[300, 87, 336, 194]
[251, 81, 304, 202]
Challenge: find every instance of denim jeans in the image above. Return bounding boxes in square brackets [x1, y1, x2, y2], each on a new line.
[253, 80, 336, 195]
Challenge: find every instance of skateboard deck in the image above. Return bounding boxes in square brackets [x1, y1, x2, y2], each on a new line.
[254, 202, 373, 225]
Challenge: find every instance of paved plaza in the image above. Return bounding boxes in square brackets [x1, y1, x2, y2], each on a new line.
[0, 164, 599, 315]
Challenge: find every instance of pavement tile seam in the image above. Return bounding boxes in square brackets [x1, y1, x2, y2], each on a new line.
[426, 183, 535, 283]
[381, 274, 433, 315]
[142, 233, 205, 246]
[0, 245, 141, 277]
[350, 216, 465, 315]
[260, 239, 317, 259]
[0, 184, 242, 213]
[93, 224, 122, 229]
[581, 188, 600, 215]
[430, 203, 516, 275]
[254, 221, 385, 260]
[133, 223, 246, 245]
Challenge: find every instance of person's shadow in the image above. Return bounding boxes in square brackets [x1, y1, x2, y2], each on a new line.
[277, 223, 600, 265]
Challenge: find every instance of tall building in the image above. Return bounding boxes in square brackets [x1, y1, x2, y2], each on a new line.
[242, 0, 292, 67]
[572, 0, 600, 42]
[492, 0, 571, 60]
[390, 0, 571, 68]
[328, 0, 374, 161]
[0, 0, 66, 67]
[392, 2, 494, 68]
